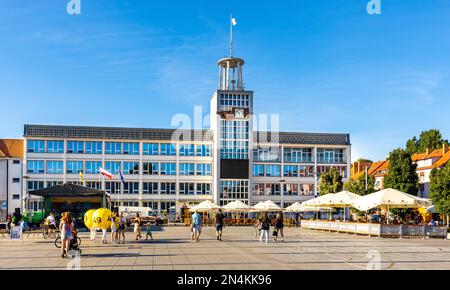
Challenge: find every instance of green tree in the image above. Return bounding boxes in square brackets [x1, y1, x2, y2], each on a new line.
[383, 148, 419, 195]
[405, 129, 449, 155]
[430, 163, 450, 226]
[319, 168, 343, 195]
[344, 174, 376, 196]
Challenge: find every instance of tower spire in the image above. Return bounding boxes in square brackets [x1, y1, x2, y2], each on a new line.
[229, 15, 237, 57]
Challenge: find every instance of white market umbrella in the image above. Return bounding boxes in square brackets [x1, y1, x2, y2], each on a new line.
[284, 202, 303, 212]
[351, 188, 432, 224]
[298, 205, 336, 213]
[189, 200, 221, 212]
[223, 200, 251, 212]
[252, 200, 282, 212]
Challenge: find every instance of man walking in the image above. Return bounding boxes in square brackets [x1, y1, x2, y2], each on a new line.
[215, 209, 225, 241]
[191, 210, 202, 242]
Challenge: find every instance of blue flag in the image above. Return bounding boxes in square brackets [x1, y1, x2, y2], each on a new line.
[119, 169, 125, 184]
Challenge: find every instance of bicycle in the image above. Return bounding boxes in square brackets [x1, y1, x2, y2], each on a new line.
[54, 234, 81, 249]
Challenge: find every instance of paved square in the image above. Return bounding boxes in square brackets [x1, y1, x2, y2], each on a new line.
[1, 226, 450, 270]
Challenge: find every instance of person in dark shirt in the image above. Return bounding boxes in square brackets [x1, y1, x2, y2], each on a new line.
[215, 209, 225, 241]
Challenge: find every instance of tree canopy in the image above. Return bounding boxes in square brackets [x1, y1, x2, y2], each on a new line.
[383, 148, 419, 195]
[319, 168, 343, 195]
[405, 129, 449, 155]
[344, 173, 375, 196]
[430, 163, 450, 216]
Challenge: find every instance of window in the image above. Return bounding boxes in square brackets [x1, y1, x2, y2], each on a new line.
[220, 180, 249, 200]
[252, 164, 264, 177]
[179, 163, 195, 175]
[27, 140, 45, 153]
[13, 160, 20, 165]
[105, 161, 121, 174]
[27, 181, 44, 191]
[85, 181, 101, 190]
[180, 183, 195, 195]
[47, 161, 64, 174]
[220, 120, 249, 159]
[299, 165, 314, 177]
[300, 183, 314, 196]
[160, 163, 176, 175]
[105, 182, 121, 194]
[196, 163, 212, 176]
[143, 143, 159, 155]
[46, 181, 62, 187]
[12, 178, 20, 183]
[143, 202, 158, 210]
[283, 148, 313, 163]
[252, 183, 265, 195]
[123, 162, 139, 175]
[161, 143, 176, 156]
[27, 160, 44, 174]
[317, 148, 345, 164]
[66, 161, 83, 174]
[67, 141, 84, 154]
[179, 144, 195, 156]
[265, 183, 281, 195]
[196, 183, 211, 195]
[105, 142, 121, 154]
[123, 142, 139, 155]
[143, 182, 158, 194]
[123, 182, 139, 194]
[196, 145, 211, 157]
[253, 147, 280, 162]
[47, 140, 64, 153]
[122, 201, 139, 207]
[85, 161, 102, 174]
[161, 182, 176, 195]
[283, 165, 298, 177]
[12, 194, 20, 200]
[143, 162, 159, 175]
[283, 184, 299, 196]
[161, 201, 176, 214]
[86, 141, 102, 154]
[265, 165, 281, 177]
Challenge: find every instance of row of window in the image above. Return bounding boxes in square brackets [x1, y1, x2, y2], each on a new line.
[253, 147, 345, 164]
[27, 140, 212, 157]
[219, 93, 250, 110]
[252, 164, 347, 178]
[27, 160, 212, 176]
[252, 183, 315, 196]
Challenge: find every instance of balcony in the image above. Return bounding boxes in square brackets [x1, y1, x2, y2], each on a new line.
[283, 157, 315, 164]
[316, 157, 347, 164]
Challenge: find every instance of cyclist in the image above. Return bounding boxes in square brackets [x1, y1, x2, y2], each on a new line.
[45, 211, 57, 239]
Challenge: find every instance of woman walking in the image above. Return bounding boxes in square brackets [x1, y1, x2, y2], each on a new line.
[110, 211, 118, 243]
[259, 212, 270, 243]
[59, 212, 75, 258]
[118, 212, 127, 244]
[134, 213, 142, 241]
[274, 212, 285, 242]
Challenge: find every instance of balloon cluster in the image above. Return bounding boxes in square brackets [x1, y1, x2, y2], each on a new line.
[84, 208, 118, 230]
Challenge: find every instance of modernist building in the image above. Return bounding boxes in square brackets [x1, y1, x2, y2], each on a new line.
[22, 54, 351, 215]
[0, 139, 23, 218]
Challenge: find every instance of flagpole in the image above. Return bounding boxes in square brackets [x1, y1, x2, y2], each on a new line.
[229, 15, 233, 57]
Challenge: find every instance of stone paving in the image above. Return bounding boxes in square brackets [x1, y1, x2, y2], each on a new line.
[1, 226, 450, 270]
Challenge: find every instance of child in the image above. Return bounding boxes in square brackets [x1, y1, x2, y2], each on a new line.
[145, 222, 153, 240]
[90, 226, 97, 242]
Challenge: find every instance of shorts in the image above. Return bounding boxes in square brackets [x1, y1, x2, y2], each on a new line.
[61, 232, 73, 240]
[193, 225, 202, 233]
[119, 224, 125, 231]
[215, 224, 223, 232]
[49, 224, 56, 230]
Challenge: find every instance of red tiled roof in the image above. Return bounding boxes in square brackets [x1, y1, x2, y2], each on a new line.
[0, 139, 24, 158]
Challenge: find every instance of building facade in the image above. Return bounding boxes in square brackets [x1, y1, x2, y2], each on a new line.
[21, 54, 351, 215]
[0, 139, 24, 218]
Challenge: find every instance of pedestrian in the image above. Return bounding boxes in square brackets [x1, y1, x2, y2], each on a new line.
[59, 212, 74, 258]
[293, 212, 299, 227]
[101, 228, 107, 244]
[89, 226, 97, 242]
[259, 212, 270, 243]
[145, 222, 153, 240]
[134, 213, 142, 240]
[12, 210, 22, 226]
[191, 210, 202, 242]
[6, 215, 12, 233]
[215, 209, 225, 241]
[45, 211, 57, 239]
[274, 212, 284, 242]
[118, 211, 127, 244]
[110, 212, 118, 243]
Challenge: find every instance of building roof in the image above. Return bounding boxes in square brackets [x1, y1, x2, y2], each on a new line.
[368, 160, 388, 176]
[0, 139, 23, 158]
[24, 124, 351, 146]
[29, 183, 106, 198]
[433, 151, 450, 169]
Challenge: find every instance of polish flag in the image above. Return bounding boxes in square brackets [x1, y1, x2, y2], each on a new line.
[99, 167, 113, 180]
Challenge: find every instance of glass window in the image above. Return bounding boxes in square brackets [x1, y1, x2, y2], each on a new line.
[123, 182, 139, 194]
[47, 140, 64, 153]
[252, 183, 265, 196]
[85, 181, 101, 190]
[27, 140, 45, 153]
[47, 161, 64, 174]
[179, 144, 195, 156]
[161, 143, 176, 156]
[143, 182, 158, 194]
[105, 161, 121, 174]
[196, 183, 211, 195]
[252, 164, 264, 177]
[161, 182, 176, 195]
[143, 143, 159, 155]
[220, 180, 249, 201]
[86, 141, 102, 154]
[67, 141, 84, 154]
[265, 165, 281, 177]
[196, 163, 212, 176]
[143, 162, 159, 175]
[123, 142, 139, 155]
[253, 147, 280, 162]
[105, 182, 121, 194]
[27, 160, 44, 174]
[283, 184, 299, 196]
[180, 183, 195, 195]
[196, 145, 211, 157]
[27, 181, 44, 191]
[123, 162, 139, 175]
[85, 161, 102, 174]
[179, 163, 195, 175]
[105, 142, 121, 154]
[66, 161, 83, 174]
[160, 163, 176, 175]
[220, 120, 250, 160]
[283, 165, 298, 177]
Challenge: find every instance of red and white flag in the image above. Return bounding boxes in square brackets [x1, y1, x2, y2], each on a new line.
[99, 167, 113, 180]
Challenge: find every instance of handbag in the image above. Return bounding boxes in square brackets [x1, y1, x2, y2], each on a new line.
[272, 230, 278, 237]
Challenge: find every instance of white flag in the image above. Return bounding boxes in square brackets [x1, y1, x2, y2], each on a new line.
[231, 18, 237, 26]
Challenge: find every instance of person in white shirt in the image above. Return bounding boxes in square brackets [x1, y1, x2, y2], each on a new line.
[45, 211, 57, 239]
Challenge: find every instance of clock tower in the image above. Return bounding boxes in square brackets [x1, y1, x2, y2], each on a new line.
[210, 56, 254, 205]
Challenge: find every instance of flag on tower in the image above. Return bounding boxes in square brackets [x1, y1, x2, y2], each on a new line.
[99, 167, 113, 180]
[79, 171, 85, 184]
[231, 17, 237, 26]
[119, 169, 125, 185]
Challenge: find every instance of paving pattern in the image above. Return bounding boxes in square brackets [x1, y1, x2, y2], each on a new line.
[1, 226, 450, 270]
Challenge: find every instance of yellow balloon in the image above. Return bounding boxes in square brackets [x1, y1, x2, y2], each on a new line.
[92, 208, 112, 230]
[84, 209, 96, 229]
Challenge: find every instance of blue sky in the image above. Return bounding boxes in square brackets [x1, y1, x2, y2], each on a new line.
[0, 0, 449, 161]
